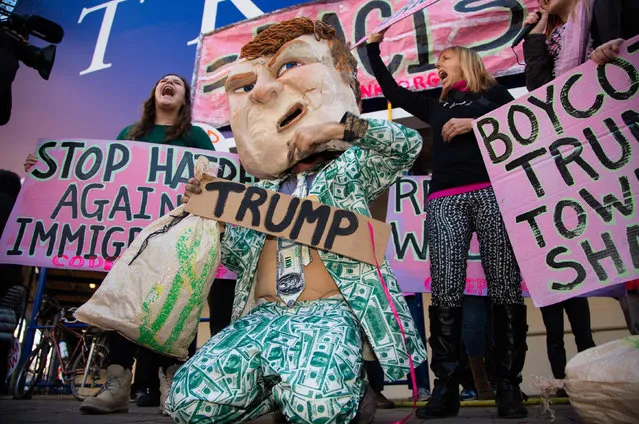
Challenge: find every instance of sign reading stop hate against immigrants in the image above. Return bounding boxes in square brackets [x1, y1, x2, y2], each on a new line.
[473, 37, 639, 307]
[0, 139, 255, 277]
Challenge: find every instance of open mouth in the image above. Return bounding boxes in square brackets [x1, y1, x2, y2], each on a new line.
[161, 85, 175, 96]
[277, 103, 306, 132]
[438, 70, 448, 82]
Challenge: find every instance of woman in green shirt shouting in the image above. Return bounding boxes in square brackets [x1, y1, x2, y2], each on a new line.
[116, 74, 212, 149]
[80, 74, 214, 416]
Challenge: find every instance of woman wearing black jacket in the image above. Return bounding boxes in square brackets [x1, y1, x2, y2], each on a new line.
[366, 33, 527, 420]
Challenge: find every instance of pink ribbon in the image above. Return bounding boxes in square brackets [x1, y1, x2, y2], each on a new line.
[368, 222, 418, 424]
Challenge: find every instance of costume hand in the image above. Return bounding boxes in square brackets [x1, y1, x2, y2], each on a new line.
[442, 118, 474, 142]
[367, 28, 388, 44]
[24, 153, 38, 172]
[591, 38, 624, 64]
[525, 9, 548, 36]
[287, 123, 345, 162]
[181, 177, 202, 204]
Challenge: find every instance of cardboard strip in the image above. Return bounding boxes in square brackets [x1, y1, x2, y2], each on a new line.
[185, 177, 391, 266]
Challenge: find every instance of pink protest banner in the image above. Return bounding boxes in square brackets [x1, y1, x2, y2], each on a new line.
[473, 37, 639, 307]
[193, 0, 537, 127]
[0, 139, 255, 279]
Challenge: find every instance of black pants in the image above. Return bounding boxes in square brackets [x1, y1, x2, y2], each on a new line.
[207, 279, 236, 337]
[427, 188, 523, 307]
[540, 298, 596, 379]
[108, 332, 196, 395]
[364, 359, 385, 394]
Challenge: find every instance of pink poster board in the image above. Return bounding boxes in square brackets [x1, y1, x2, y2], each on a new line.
[386, 176, 626, 297]
[0, 139, 254, 279]
[193, 0, 537, 127]
[473, 37, 639, 307]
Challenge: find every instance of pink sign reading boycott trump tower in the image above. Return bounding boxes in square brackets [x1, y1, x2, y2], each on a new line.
[0, 139, 254, 278]
[473, 37, 639, 307]
[193, 0, 537, 127]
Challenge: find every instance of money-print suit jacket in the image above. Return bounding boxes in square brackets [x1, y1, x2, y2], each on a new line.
[219, 117, 427, 381]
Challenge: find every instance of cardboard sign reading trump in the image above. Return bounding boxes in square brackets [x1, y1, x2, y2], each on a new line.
[185, 177, 391, 266]
[473, 37, 639, 307]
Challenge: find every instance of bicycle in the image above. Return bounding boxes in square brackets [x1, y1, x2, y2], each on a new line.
[12, 296, 110, 401]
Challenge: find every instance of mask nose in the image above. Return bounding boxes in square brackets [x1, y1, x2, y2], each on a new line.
[249, 72, 282, 105]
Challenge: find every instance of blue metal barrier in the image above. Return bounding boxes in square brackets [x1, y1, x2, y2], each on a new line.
[20, 268, 48, 364]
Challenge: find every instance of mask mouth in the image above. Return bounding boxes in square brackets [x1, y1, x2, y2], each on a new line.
[277, 102, 306, 133]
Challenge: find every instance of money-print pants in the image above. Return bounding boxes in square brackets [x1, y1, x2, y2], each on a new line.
[166, 298, 364, 424]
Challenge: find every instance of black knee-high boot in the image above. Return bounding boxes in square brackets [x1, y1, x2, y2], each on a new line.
[493, 304, 528, 419]
[416, 306, 462, 419]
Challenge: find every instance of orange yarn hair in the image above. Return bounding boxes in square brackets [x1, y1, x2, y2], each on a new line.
[240, 17, 361, 103]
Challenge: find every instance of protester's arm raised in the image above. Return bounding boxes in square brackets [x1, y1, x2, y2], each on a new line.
[366, 36, 438, 123]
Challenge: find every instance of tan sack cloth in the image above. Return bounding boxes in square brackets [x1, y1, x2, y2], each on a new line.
[564, 335, 639, 424]
[76, 157, 221, 359]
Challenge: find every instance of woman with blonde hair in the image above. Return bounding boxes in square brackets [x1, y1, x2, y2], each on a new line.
[366, 34, 527, 420]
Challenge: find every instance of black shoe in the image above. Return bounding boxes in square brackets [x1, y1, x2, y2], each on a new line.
[272, 410, 288, 424]
[352, 385, 376, 424]
[415, 379, 460, 419]
[493, 304, 528, 419]
[496, 381, 527, 419]
[136, 390, 160, 407]
[415, 306, 463, 420]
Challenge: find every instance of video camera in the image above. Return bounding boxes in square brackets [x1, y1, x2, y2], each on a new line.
[0, 9, 63, 79]
[0, 6, 63, 125]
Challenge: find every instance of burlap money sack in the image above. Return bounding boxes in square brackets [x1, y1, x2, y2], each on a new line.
[76, 157, 220, 360]
[539, 336, 639, 424]
[564, 335, 639, 423]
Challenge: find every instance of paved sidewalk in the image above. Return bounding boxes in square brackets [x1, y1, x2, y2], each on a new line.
[0, 396, 583, 424]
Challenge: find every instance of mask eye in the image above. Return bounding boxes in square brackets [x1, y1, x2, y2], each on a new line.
[234, 84, 254, 93]
[277, 62, 302, 77]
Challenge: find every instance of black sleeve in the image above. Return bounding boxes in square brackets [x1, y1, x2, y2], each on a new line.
[522, 34, 554, 91]
[488, 84, 515, 108]
[591, 0, 639, 47]
[591, 0, 622, 47]
[366, 42, 438, 123]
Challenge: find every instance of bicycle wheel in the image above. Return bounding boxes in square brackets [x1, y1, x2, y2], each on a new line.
[12, 342, 50, 400]
[69, 336, 109, 400]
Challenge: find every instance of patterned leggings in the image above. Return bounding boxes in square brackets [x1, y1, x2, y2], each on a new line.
[166, 299, 364, 424]
[427, 187, 523, 308]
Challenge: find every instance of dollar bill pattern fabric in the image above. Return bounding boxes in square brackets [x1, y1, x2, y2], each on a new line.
[166, 299, 363, 424]
[219, 118, 427, 381]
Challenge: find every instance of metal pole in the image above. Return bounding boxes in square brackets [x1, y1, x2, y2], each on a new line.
[20, 267, 47, 364]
